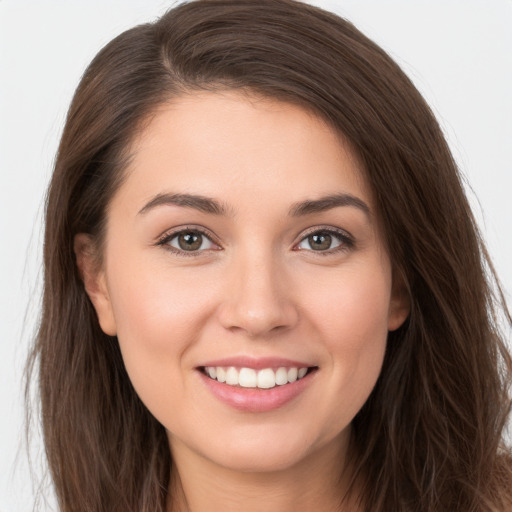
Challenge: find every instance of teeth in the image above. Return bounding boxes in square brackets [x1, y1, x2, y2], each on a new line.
[226, 367, 238, 385]
[298, 367, 308, 379]
[204, 366, 311, 389]
[257, 368, 276, 389]
[239, 368, 257, 388]
[275, 367, 288, 385]
[287, 367, 298, 382]
[216, 367, 226, 383]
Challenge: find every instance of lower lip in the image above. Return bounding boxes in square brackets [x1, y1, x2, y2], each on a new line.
[198, 370, 316, 412]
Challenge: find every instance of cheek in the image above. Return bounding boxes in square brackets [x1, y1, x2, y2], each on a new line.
[306, 259, 392, 343]
[301, 260, 391, 419]
[104, 257, 220, 417]
[108, 253, 221, 342]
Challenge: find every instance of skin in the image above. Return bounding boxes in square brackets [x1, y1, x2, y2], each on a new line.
[76, 91, 409, 512]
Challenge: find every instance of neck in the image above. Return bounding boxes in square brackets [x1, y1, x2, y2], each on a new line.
[166, 432, 361, 512]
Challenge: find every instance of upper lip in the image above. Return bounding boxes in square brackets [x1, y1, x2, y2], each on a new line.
[198, 356, 316, 370]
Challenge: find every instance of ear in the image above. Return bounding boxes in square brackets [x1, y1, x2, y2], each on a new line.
[74, 233, 117, 336]
[388, 268, 411, 332]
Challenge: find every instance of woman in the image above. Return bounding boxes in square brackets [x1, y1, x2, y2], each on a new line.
[28, 0, 512, 510]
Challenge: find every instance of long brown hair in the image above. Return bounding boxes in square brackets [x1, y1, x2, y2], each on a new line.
[27, 1, 512, 510]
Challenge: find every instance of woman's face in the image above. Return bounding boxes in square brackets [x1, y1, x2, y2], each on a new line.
[79, 91, 409, 474]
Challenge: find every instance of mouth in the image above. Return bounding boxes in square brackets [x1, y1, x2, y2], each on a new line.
[197, 357, 319, 412]
[200, 365, 317, 389]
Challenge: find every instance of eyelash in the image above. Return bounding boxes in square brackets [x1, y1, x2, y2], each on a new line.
[294, 226, 355, 256]
[157, 226, 220, 257]
[156, 226, 355, 257]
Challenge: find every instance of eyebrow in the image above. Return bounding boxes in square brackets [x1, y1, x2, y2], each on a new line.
[138, 193, 229, 216]
[288, 193, 371, 219]
[138, 192, 370, 219]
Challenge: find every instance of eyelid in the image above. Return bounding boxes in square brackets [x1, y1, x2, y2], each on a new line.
[155, 224, 354, 256]
[293, 226, 355, 253]
[156, 225, 222, 255]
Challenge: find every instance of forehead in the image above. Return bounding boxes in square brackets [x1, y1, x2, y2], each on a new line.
[116, 91, 371, 215]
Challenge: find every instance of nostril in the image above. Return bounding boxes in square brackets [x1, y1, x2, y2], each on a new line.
[217, 299, 299, 338]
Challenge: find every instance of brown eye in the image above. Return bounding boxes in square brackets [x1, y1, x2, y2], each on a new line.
[178, 232, 202, 251]
[296, 229, 349, 253]
[166, 230, 216, 252]
[307, 233, 332, 251]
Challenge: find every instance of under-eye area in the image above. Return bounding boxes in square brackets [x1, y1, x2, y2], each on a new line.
[200, 366, 319, 389]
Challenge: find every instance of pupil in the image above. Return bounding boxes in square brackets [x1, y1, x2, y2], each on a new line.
[178, 232, 202, 251]
[309, 233, 331, 251]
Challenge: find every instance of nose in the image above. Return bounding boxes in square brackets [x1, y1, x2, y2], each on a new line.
[217, 251, 299, 338]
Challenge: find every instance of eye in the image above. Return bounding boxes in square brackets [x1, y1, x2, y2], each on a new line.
[160, 228, 218, 253]
[295, 229, 352, 253]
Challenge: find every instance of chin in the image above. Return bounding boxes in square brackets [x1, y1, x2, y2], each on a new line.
[173, 420, 349, 475]
[210, 448, 311, 474]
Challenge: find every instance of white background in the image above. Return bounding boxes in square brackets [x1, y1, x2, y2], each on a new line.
[1, 1, 511, 510]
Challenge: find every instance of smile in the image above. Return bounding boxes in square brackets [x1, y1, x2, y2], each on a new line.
[198, 357, 318, 412]
[203, 366, 310, 389]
